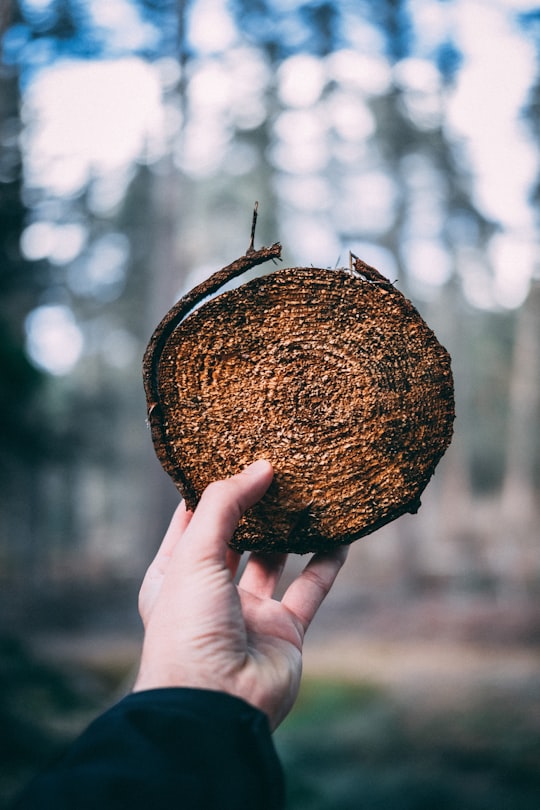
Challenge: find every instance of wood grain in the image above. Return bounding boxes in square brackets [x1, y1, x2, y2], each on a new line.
[143, 252, 454, 553]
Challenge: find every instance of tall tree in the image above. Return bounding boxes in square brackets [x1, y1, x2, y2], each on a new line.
[498, 12, 540, 587]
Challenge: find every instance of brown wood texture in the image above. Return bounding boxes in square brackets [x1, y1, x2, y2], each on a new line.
[143, 252, 454, 553]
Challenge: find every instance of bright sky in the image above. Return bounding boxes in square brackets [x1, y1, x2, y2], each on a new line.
[22, 57, 165, 199]
[14, 0, 539, 374]
[447, 0, 537, 309]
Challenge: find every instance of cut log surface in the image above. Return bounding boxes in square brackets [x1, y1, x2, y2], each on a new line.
[143, 252, 454, 553]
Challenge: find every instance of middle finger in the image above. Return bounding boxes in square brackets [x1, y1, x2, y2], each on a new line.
[239, 551, 288, 599]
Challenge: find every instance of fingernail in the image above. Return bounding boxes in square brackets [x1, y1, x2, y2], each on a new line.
[243, 459, 273, 475]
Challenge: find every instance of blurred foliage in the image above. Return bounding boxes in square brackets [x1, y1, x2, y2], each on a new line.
[2, 651, 539, 810]
[0, 63, 45, 460]
[0, 635, 100, 807]
[276, 676, 540, 810]
[0, 0, 538, 600]
[0, 3, 538, 808]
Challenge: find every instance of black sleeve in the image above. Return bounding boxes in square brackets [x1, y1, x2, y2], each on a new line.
[14, 688, 285, 810]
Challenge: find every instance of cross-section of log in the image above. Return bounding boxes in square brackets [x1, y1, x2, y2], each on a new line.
[143, 246, 454, 554]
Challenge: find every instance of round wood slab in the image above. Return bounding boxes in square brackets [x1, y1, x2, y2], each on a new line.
[143, 249, 454, 553]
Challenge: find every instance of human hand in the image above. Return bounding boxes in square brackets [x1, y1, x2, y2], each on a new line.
[133, 460, 348, 730]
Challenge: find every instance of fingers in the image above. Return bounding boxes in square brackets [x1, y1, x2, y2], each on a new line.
[225, 546, 242, 580]
[281, 545, 349, 636]
[239, 551, 287, 599]
[139, 501, 193, 619]
[177, 459, 274, 565]
[242, 551, 287, 597]
[151, 501, 193, 566]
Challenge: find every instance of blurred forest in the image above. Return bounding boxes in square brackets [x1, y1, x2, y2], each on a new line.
[1, 0, 539, 808]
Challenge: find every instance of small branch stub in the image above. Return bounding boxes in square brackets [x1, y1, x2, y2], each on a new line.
[247, 201, 259, 254]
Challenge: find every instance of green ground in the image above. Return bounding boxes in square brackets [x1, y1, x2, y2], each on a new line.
[277, 677, 540, 809]
[2, 634, 539, 809]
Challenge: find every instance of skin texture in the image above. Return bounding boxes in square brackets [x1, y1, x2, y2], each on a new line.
[133, 460, 348, 730]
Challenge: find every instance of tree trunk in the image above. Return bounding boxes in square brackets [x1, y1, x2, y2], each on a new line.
[499, 281, 540, 588]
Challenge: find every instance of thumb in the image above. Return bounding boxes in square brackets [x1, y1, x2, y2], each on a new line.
[176, 459, 274, 564]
